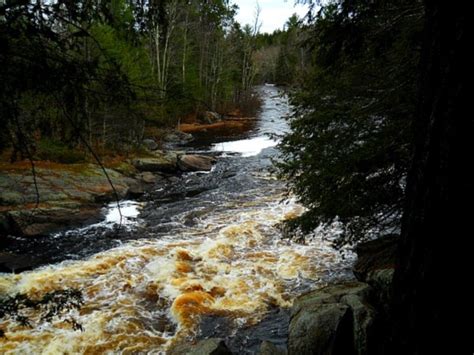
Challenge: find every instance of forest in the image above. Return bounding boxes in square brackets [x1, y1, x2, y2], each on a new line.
[0, 0, 470, 354]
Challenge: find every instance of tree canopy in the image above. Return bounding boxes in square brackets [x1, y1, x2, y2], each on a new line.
[0, 0, 260, 160]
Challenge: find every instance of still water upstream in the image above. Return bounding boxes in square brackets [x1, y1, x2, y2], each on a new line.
[0, 85, 354, 354]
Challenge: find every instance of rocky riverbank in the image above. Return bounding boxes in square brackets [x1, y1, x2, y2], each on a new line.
[0, 149, 217, 240]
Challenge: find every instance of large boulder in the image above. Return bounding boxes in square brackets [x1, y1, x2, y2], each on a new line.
[0, 163, 134, 237]
[169, 338, 231, 355]
[289, 282, 374, 355]
[6, 203, 101, 237]
[353, 234, 399, 282]
[177, 155, 216, 172]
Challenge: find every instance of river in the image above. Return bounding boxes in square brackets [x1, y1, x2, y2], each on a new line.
[0, 85, 354, 354]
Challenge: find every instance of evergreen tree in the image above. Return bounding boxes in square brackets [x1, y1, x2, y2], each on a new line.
[277, 0, 424, 245]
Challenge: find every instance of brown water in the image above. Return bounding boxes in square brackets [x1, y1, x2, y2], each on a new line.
[0, 86, 354, 354]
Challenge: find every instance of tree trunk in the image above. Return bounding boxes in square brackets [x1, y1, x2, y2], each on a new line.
[391, 1, 470, 354]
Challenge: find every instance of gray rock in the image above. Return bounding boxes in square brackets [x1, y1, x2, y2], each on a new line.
[289, 302, 353, 355]
[7, 204, 101, 236]
[289, 282, 374, 355]
[177, 155, 216, 172]
[0, 163, 138, 236]
[169, 338, 231, 355]
[143, 138, 158, 150]
[291, 282, 370, 317]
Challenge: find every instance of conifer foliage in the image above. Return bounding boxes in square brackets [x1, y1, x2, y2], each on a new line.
[277, 0, 424, 245]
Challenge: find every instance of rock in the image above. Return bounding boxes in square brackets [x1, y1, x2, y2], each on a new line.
[259, 341, 287, 355]
[353, 234, 398, 282]
[163, 130, 194, 147]
[7, 204, 101, 237]
[200, 111, 222, 124]
[169, 338, 231, 355]
[291, 282, 370, 317]
[289, 302, 353, 355]
[340, 293, 374, 355]
[143, 138, 159, 151]
[131, 155, 177, 173]
[137, 171, 159, 184]
[177, 155, 216, 172]
[0, 252, 41, 273]
[289, 282, 374, 355]
[0, 162, 139, 236]
[365, 268, 394, 316]
[0, 163, 130, 206]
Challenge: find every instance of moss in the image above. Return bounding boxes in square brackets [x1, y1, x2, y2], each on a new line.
[109, 161, 137, 177]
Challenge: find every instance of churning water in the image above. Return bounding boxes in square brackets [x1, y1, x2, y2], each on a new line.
[0, 86, 354, 354]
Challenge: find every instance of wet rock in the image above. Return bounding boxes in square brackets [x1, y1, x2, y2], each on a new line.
[169, 338, 231, 355]
[177, 155, 216, 172]
[289, 282, 374, 355]
[353, 234, 398, 282]
[0, 252, 41, 273]
[143, 138, 158, 151]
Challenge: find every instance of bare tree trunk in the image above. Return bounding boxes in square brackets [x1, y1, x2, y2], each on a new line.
[182, 9, 189, 85]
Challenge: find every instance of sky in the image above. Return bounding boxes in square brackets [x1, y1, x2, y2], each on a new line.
[234, 0, 310, 34]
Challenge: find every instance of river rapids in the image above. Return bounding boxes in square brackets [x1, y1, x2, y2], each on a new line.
[0, 86, 354, 354]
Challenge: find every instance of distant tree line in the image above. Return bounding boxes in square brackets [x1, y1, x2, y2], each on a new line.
[0, 0, 260, 161]
[252, 13, 310, 86]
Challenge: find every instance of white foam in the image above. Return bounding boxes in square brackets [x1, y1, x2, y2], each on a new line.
[104, 200, 142, 225]
[210, 136, 278, 157]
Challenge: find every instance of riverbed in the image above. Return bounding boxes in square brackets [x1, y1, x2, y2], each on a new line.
[0, 85, 354, 354]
